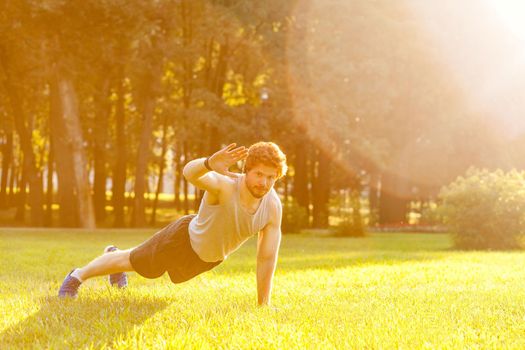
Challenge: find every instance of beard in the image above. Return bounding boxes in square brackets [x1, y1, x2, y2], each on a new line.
[247, 184, 268, 199]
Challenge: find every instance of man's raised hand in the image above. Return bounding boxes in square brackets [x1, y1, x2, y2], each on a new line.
[207, 143, 248, 178]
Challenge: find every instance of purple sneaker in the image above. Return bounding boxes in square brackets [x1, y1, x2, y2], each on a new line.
[58, 270, 82, 298]
[104, 245, 128, 288]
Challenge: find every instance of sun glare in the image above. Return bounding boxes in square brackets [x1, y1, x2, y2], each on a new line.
[486, 0, 525, 44]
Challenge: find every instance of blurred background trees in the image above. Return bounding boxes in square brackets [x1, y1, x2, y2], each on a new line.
[1, 0, 523, 232]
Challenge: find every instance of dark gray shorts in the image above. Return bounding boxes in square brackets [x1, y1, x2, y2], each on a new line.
[129, 214, 222, 284]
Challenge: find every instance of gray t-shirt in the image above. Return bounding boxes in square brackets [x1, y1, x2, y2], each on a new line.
[188, 175, 278, 262]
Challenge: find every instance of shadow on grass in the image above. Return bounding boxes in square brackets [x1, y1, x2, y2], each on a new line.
[1, 294, 169, 349]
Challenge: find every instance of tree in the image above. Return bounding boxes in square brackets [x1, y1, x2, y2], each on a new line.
[0, 2, 45, 225]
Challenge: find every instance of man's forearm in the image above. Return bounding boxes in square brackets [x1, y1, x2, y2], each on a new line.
[182, 157, 209, 182]
[257, 257, 278, 305]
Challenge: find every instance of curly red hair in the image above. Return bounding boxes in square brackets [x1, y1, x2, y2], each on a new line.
[244, 142, 287, 178]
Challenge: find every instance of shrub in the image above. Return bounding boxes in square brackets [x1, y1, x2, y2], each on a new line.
[282, 198, 309, 234]
[438, 168, 525, 250]
[329, 190, 367, 237]
[332, 207, 366, 237]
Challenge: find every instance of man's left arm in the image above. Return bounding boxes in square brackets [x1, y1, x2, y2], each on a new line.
[256, 198, 282, 306]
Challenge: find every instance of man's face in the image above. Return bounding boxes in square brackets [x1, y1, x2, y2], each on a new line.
[245, 163, 279, 198]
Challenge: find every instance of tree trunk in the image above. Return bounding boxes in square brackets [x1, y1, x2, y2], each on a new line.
[312, 148, 331, 228]
[150, 113, 169, 225]
[0, 51, 44, 226]
[0, 130, 12, 209]
[351, 188, 364, 234]
[207, 40, 229, 154]
[93, 77, 111, 223]
[8, 157, 17, 206]
[50, 79, 78, 227]
[174, 141, 182, 211]
[14, 164, 26, 222]
[292, 139, 310, 225]
[56, 77, 96, 229]
[44, 140, 54, 227]
[183, 142, 189, 214]
[292, 141, 309, 208]
[180, 3, 193, 216]
[194, 134, 204, 212]
[368, 172, 381, 226]
[113, 70, 127, 227]
[132, 92, 156, 227]
[378, 173, 410, 225]
[12, 111, 44, 226]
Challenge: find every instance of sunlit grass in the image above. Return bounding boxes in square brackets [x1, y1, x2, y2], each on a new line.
[1, 230, 524, 349]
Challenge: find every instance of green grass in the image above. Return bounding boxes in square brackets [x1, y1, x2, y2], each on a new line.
[1, 229, 525, 349]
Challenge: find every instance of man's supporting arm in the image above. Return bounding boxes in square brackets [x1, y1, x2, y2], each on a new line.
[256, 199, 283, 306]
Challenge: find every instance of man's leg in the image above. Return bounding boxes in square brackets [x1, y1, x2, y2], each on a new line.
[75, 247, 134, 281]
[58, 247, 135, 297]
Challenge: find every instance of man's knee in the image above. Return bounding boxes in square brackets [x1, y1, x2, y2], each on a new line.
[110, 249, 133, 271]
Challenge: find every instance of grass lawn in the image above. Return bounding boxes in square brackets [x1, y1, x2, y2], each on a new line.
[1, 229, 525, 349]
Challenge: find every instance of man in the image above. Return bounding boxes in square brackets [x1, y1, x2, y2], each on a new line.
[58, 141, 286, 306]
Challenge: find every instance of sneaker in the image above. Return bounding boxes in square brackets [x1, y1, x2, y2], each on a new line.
[104, 245, 128, 288]
[58, 270, 82, 298]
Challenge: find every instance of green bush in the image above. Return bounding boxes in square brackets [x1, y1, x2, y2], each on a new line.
[332, 207, 366, 237]
[438, 168, 525, 250]
[282, 198, 309, 234]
